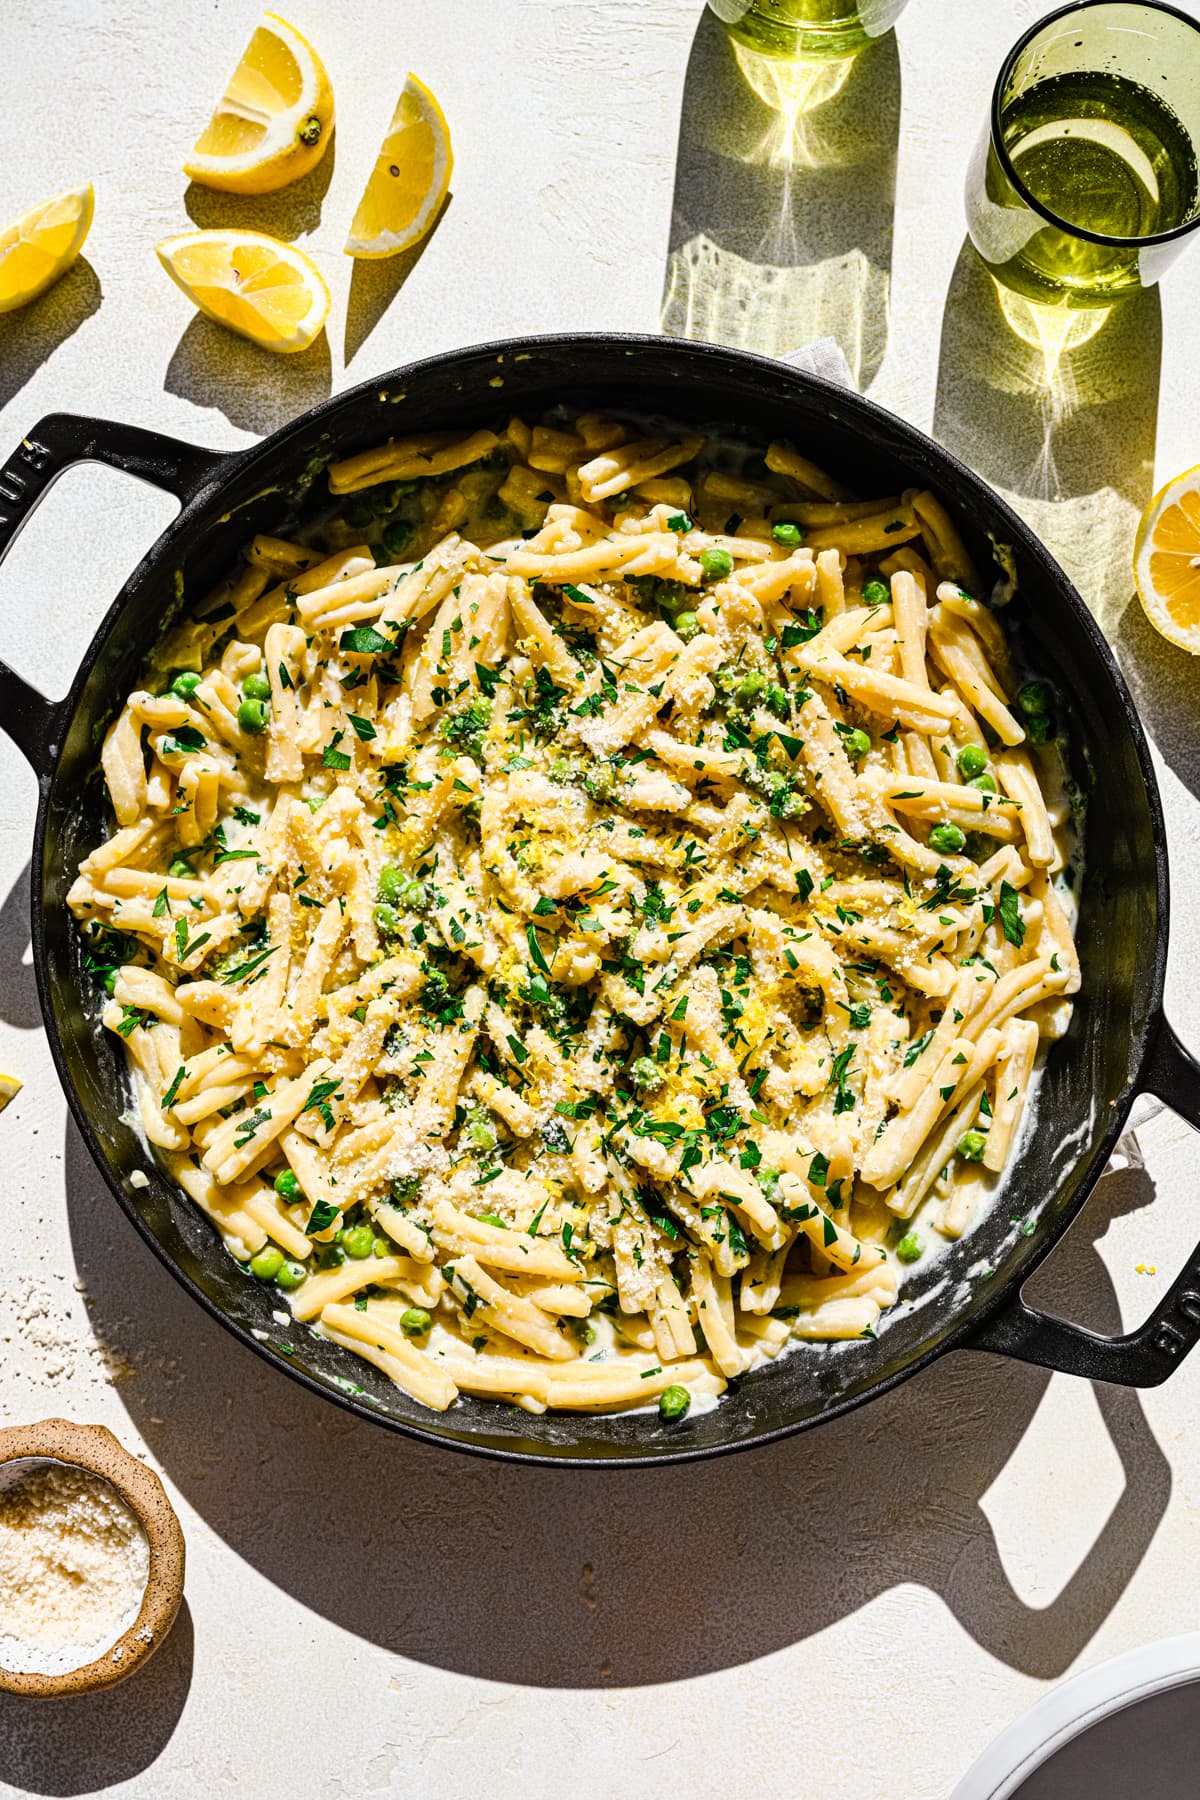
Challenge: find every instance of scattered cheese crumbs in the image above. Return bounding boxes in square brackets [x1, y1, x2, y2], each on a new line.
[129, 1170, 150, 1190]
[1136, 1263, 1157, 1275]
[0, 1074, 21, 1113]
[0, 1462, 148, 1675]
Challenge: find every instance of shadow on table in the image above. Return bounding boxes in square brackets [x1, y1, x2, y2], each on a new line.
[344, 194, 449, 366]
[932, 240, 1161, 635]
[0, 861, 41, 1031]
[1112, 593, 1200, 809]
[661, 9, 899, 385]
[0, 258, 102, 414]
[0, 1602, 193, 1797]
[164, 314, 331, 436]
[64, 1119, 1170, 1689]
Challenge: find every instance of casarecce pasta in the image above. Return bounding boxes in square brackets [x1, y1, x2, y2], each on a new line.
[68, 411, 1082, 1419]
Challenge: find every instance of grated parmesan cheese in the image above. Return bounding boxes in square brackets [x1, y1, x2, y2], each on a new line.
[0, 1461, 149, 1675]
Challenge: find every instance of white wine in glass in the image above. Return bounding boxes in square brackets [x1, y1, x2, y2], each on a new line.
[966, 1, 1200, 307]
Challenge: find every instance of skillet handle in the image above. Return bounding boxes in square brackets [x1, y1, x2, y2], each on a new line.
[0, 411, 228, 776]
[966, 1013, 1200, 1386]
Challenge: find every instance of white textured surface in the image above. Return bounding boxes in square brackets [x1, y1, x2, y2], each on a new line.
[2, 2, 1200, 1795]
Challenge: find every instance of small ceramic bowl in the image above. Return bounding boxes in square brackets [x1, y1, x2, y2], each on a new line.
[0, 1418, 185, 1697]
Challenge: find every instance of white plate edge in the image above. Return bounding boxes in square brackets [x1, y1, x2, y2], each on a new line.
[949, 1632, 1200, 1800]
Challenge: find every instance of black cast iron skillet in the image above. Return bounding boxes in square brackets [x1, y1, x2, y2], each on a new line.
[2, 333, 1198, 1468]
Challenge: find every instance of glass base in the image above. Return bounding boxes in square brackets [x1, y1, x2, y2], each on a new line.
[723, 19, 873, 59]
[706, 1, 903, 61]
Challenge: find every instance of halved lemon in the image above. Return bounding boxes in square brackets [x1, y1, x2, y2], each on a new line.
[1134, 464, 1200, 653]
[344, 73, 452, 259]
[156, 229, 330, 353]
[0, 184, 94, 314]
[184, 11, 334, 195]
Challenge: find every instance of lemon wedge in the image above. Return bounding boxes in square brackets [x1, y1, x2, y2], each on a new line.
[157, 229, 330, 353]
[0, 184, 94, 314]
[0, 1074, 22, 1113]
[344, 73, 452, 259]
[184, 11, 334, 195]
[1134, 464, 1200, 653]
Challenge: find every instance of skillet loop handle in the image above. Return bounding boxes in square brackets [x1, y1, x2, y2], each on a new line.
[0, 412, 228, 777]
[967, 1014, 1200, 1387]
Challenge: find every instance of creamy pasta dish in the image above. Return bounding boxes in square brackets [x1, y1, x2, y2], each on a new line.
[69, 411, 1080, 1419]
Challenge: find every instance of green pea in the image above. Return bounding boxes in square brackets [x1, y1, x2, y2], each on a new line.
[736, 669, 765, 699]
[275, 1258, 308, 1291]
[771, 521, 804, 547]
[249, 1245, 284, 1280]
[861, 578, 890, 605]
[374, 903, 401, 936]
[895, 1230, 924, 1264]
[956, 743, 988, 780]
[969, 772, 997, 793]
[658, 1384, 691, 1421]
[674, 611, 699, 642]
[242, 672, 272, 701]
[957, 1129, 987, 1162]
[400, 1307, 432, 1338]
[463, 1105, 498, 1151]
[373, 1238, 392, 1258]
[629, 1055, 665, 1093]
[168, 857, 193, 878]
[342, 1225, 375, 1260]
[1017, 680, 1051, 717]
[843, 727, 872, 763]
[381, 520, 414, 558]
[699, 547, 733, 581]
[1025, 714, 1054, 744]
[929, 822, 966, 854]
[274, 1168, 302, 1202]
[237, 698, 270, 735]
[169, 669, 201, 699]
[344, 494, 378, 529]
[582, 763, 617, 801]
[377, 863, 405, 904]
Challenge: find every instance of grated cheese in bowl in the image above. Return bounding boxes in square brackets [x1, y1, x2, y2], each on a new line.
[0, 1460, 149, 1675]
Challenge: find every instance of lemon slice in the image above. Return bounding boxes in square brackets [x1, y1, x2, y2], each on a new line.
[1134, 464, 1200, 653]
[0, 184, 94, 314]
[157, 229, 330, 354]
[344, 73, 453, 259]
[184, 11, 334, 195]
[0, 1074, 21, 1114]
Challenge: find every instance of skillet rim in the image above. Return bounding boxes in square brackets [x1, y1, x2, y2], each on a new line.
[30, 329, 1172, 1468]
